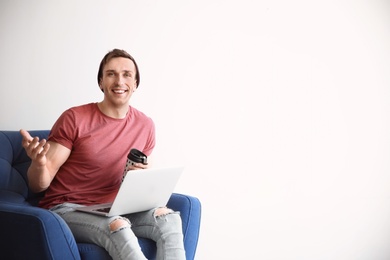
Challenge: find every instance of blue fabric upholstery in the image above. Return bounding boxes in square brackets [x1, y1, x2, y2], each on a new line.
[0, 130, 201, 260]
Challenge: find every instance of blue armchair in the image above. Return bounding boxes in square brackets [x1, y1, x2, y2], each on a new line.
[0, 130, 201, 260]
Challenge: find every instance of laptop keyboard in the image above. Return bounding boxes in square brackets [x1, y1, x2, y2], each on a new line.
[94, 207, 111, 213]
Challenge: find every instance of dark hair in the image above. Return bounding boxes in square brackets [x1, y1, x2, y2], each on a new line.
[97, 49, 140, 87]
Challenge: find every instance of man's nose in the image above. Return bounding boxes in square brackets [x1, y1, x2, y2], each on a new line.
[115, 75, 125, 85]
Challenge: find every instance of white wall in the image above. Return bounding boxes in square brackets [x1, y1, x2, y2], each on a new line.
[1, 0, 390, 259]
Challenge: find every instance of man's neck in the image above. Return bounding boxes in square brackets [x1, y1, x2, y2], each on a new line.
[97, 102, 128, 119]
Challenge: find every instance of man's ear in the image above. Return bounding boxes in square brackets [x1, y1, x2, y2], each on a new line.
[98, 77, 104, 93]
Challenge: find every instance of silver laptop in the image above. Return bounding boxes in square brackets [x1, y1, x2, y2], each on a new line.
[76, 166, 184, 217]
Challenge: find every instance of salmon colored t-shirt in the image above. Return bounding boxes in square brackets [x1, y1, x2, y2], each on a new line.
[39, 103, 155, 209]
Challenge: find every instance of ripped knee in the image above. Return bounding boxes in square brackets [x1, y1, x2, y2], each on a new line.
[153, 207, 174, 218]
[109, 217, 131, 233]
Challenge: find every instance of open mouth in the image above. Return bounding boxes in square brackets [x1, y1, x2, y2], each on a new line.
[112, 89, 128, 94]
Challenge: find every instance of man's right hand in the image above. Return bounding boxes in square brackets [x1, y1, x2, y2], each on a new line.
[20, 129, 50, 167]
[20, 129, 71, 193]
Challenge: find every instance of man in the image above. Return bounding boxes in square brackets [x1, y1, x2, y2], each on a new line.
[20, 49, 185, 260]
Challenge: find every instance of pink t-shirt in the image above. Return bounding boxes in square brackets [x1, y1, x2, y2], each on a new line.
[39, 103, 155, 209]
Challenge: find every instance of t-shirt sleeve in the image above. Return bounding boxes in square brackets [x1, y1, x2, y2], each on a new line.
[48, 109, 76, 150]
[142, 119, 156, 156]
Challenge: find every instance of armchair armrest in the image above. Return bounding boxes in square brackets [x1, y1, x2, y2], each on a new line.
[0, 201, 81, 260]
[167, 193, 202, 260]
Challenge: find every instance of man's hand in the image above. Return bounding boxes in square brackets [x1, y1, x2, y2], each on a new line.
[20, 129, 71, 193]
[20, 129, 51, 167]
[127, 162, 149, 171]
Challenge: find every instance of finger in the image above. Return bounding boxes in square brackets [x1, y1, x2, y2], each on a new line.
[34, 139, 47, 155]
[127, 165, 140, 171]
[40, 141, 50, 155]
[23, 137, 38, 156]
[27, 138, 43, 158]
[132, 163, 148, 169]
[20, 129, 33, 147]
[30, 137, 41, 150]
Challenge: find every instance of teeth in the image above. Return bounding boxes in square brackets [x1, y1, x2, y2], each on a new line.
[113, 90, 125, 94]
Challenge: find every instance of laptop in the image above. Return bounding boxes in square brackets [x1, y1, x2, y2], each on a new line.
[75, 166, 184, 217]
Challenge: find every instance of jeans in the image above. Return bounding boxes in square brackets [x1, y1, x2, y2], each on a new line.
[50, 203, 186, 260]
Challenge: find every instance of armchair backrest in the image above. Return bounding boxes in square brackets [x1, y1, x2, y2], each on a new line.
[0, 130, 50, 205]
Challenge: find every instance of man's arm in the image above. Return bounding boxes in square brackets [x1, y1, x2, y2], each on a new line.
[20, 129, 71, 193]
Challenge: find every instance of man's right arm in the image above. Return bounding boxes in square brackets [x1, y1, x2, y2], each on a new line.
[20, 129, 71, 193]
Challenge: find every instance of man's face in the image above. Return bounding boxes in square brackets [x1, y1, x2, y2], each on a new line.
[100, 57, 138, 106]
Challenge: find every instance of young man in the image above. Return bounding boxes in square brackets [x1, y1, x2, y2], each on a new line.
[20, 49, 185, 260]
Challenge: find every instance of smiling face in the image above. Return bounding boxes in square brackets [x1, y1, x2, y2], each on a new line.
[100, 57, 138, 109]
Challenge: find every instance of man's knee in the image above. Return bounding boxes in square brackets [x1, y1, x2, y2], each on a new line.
[153, 207, 174, 217]
[109, 217, 131, 233]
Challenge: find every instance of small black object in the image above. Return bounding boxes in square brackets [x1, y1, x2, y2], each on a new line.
[127, 148, 148, 165]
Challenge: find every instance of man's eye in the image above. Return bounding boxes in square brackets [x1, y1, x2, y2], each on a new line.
[124, 73, 131, 78]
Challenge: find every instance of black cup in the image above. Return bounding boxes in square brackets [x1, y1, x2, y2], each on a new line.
[127, 148, 148, 166]
[122, 149, 148, 182]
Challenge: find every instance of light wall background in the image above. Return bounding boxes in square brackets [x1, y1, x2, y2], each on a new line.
[1, 0, 390, 259]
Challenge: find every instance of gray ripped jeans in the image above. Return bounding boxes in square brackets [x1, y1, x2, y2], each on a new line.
[50, 203, 185, 260]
